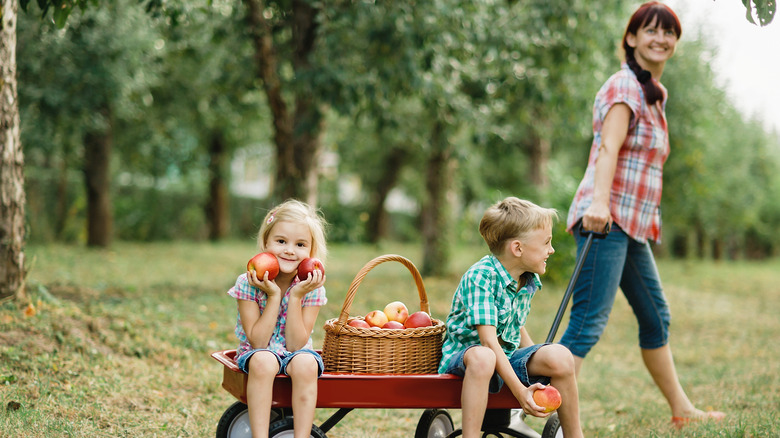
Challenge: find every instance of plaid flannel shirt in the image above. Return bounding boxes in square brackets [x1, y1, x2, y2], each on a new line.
[567, 64, 670, 243]
[227, 273, 327, 356]
[438, 255, 540, 374]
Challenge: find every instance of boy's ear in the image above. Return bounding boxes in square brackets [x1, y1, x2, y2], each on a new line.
[509, 239, 523, 257]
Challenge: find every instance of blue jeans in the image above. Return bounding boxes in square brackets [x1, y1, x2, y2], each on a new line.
[236, 348, 324, 376]
[559, 223, 670, 358]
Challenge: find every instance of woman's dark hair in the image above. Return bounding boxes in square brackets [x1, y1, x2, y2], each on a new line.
[622, 2, 682, 105]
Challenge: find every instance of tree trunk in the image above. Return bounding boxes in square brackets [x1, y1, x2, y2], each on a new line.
[366, 145, 408, 243]
[83, 117, 113, 247]
[0, 0, 26, 301]
[421, 120, 452, 277]
[244, 0, 323, 206]
[527, 126, 550, 191]
[206, 132, 229, 241]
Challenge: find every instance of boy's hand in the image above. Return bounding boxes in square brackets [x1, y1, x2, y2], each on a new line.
[247, 270, 281, 298]
[290, 269, 325, 299]
[518, 383, 552, 418]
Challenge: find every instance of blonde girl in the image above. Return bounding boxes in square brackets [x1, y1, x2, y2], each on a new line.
[227, 199, 328, 438]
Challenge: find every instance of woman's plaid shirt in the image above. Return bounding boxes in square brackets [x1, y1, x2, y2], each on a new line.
[567, 64, 670, 243]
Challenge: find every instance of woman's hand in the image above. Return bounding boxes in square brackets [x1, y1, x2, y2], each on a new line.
[290, 269, 325, 300]
[246, 269, 281, 299]
[582, 202, 612, 233]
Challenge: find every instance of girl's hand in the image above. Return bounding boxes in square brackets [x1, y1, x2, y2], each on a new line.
[246, 270, 281, 298]
[290, 269, 325, 300]
[518, 383, 551, 418]
[582, 202, 612, 233]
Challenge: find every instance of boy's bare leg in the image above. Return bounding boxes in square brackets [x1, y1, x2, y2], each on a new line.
[461, 346, 497, 438]
[246, 352, 282, 438]
[286, 354, 320, 438]
[528, 345, 584, 438]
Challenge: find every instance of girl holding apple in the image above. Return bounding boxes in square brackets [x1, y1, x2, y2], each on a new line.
[227, 199, 328, 438]
[559, 2, 724, 428]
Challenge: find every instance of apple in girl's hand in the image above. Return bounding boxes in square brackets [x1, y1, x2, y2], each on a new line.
[364, 310, 389, 328]
[247, 252, 279, 280]
[297, 257, 325, 281]
[383, 301, 409, 323]
[348, 319, 370, 328]
[404, 311, 433, 328]
[533, 386, 562, 413]
[382, 320, 405, 329]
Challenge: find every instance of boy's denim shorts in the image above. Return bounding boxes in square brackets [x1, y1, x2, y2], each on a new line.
[236, 348, 324, 377]
[442, 344, 551, 393]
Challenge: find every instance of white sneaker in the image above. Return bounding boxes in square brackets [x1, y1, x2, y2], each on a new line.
[508, 409, 541, 438]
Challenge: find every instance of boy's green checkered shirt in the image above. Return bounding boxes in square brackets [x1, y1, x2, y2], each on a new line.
[438, 254, 541, 374]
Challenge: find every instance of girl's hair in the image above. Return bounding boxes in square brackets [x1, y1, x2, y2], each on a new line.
[622, 1, 682, 105]
[479, 197, 558, 255]
[257, 199, 328, 261]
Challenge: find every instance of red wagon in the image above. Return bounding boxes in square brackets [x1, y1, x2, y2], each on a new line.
[211, 349, 558, 438]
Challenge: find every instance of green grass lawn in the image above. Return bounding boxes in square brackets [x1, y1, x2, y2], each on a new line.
[2, 241, 779, 437]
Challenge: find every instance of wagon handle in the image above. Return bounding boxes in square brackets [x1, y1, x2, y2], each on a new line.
[334, 254, 428, 330]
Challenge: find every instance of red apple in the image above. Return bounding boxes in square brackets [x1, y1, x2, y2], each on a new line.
[297, 257, 325, 281]
[383, 300, 409, 324]
[533, 386, 562, 413]
[404, 311, 433, 328]
[364, 310, 389, 328]
[348, 319, 370, 328]
[247, 252, 279, 281]
[382, 320, 405, 329]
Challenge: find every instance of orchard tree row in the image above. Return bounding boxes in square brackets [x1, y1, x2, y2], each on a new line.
[2, 0, 778, 300]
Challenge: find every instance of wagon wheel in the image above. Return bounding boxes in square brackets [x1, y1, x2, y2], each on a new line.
[268, 417, 327, 438]
[415, 409, 455, 438]
[215, 402, 288, 438]
[540, 412, 562, 438]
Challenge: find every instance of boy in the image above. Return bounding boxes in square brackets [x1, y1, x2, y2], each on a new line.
[439, 197, 583, 438]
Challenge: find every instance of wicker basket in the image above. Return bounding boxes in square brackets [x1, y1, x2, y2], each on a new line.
[322, 254, 446, 374]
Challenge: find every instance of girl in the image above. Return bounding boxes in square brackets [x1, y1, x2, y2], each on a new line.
[227, 199, 328, 438]
[559, 2, 724, 428]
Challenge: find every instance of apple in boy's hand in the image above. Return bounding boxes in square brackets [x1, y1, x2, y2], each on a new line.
[247, 252, 279, 280]
[364, 310, 389, 328]
[381, 320, 405, 329]
[404, 311, 433, 328]
[533, 386, 562, 413]
[348, 319, 370, 328]
[297, 257, 325, 281]
[383, 301, 409, 323]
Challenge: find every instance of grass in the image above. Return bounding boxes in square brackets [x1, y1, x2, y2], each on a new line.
[2, 240, 779, 437]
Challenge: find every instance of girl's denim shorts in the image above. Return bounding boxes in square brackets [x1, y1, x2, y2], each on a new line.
[236, 348, 324, 377]
[442, 344, 551, 393]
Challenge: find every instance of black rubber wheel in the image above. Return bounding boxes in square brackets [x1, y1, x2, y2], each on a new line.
[415, 409, 455, 438]
[541, 412, 562, 438]
[215, 402, 288, 438]
[268, 417, 327, 438]
[215, 402, 251, 438]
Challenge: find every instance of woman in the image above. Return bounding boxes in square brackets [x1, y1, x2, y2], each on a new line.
[559, 1, 725, 428]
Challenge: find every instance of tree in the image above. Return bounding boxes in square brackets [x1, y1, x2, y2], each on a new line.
[18, 0, 161, 247]
[243, 0, 324, 207]
[0, 0, 27, 301]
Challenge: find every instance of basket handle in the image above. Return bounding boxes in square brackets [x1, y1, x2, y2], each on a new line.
[334, 254, 428, 330]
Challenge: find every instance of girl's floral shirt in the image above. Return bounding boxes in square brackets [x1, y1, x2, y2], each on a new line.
[228, 273, 327, 356]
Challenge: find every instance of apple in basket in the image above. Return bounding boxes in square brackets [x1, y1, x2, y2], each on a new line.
[247, 252, 279, 280]
[348, 319, 370, 329]
[382, 320, 405, 329]
[533, 385, 562, 413]
[404, 311, 433, 328]
[297, 257, 325, 281]
[383, 300, 409, 323]
[365, 310, 389, 328]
